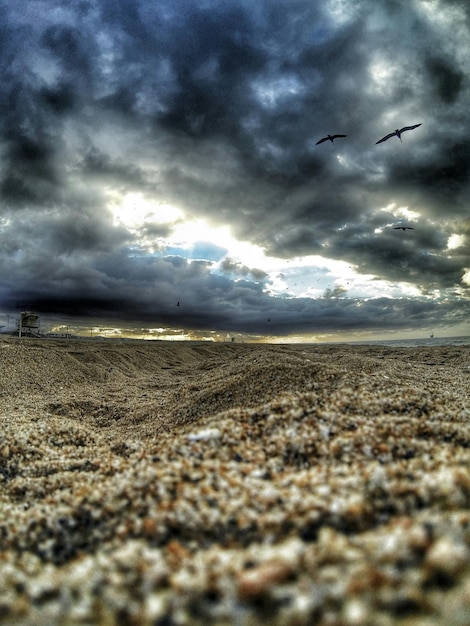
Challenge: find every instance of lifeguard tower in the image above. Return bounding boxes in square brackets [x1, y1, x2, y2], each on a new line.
[18, 312, 41, 338]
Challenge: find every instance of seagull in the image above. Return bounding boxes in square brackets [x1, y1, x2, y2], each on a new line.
[393, 226, 415, 231]
[316, 134, 348, 145]
[376, 124, 422, 144]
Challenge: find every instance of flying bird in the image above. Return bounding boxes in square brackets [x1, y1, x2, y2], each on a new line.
[393, 226, 415, 230]
[316, 134, 347, 145]
[376, 124, 422, 144]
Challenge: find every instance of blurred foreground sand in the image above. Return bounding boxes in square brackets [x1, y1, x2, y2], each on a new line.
[0, 338, 469, 625]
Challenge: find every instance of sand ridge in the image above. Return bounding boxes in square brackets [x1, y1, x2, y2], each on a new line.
[0, 337, 469, 624]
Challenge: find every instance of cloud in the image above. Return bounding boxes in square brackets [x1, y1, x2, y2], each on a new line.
[0, 0, 469, 338]
[220, 258, 268, 281]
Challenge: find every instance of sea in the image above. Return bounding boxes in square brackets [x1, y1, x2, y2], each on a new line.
[346, 335, 470, 348]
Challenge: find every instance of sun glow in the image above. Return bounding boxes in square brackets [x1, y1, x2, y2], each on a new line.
[108, 192, 184, 230]
[105, 193, 438, 305]
[109, 192, 270, 266]
[172, 220, 235, 249]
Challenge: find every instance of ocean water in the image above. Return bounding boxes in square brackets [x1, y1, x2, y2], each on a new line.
[347, 335, 470, 348]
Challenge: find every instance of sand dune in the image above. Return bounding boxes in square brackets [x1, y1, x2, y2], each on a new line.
[0, 337, 469, 624]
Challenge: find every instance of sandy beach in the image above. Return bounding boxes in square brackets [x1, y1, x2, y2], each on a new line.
[0, 337, 469, 625]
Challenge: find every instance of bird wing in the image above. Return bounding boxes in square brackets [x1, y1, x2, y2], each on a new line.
[375, 132, 396, 144]
[399, 123, 422, 133]
[316, 134, 347, 144]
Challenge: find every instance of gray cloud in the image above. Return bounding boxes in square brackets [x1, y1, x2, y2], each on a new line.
[0, 0, 469, 338]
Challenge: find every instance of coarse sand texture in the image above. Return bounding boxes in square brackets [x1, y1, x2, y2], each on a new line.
[0, 338, 469, 625]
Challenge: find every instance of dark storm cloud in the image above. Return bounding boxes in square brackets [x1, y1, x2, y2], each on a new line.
[220, 258, 268, 281]
[77, 148, 150, 189]
[318, 208, 469, 292]
[0, 139, 58, 206]
[425, 54, 464, 104]
[0, 0, 469, 336]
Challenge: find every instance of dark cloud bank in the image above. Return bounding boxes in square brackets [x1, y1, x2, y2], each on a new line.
[0, 0, 469, 339]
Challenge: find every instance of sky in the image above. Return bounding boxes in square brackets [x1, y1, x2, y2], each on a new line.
[0, 0, 469, 342]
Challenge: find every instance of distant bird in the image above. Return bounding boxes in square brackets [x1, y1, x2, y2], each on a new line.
[316, 134, 347, 145]
[376, 124, 422, 144]
[393, 226, 415, 231]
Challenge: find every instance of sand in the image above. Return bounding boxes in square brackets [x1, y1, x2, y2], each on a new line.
[0, 337, 469, 625]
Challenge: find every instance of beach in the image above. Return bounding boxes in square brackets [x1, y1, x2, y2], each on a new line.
[0, 337, 469, 625]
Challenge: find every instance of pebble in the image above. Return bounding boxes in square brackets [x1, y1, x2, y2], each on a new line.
[187, 427, 222, 442]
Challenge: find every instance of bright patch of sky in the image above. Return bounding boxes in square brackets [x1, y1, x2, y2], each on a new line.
[368, 58, 399, 97]
[447, 234, 465, 250]
[107, 192, 430, 302]
[419, 0, 464, 31]
[326, 0, 362, 25]
[108, 192, 184, 231]
[252, 75, 305, 109]
[377, 203, 421, 229]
